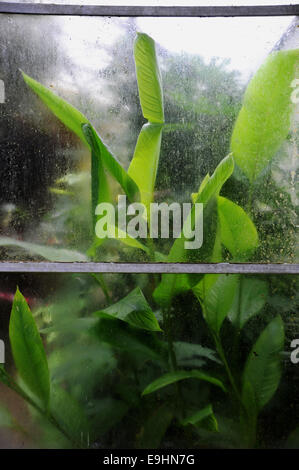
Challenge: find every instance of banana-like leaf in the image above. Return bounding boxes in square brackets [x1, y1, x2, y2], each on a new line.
[134, 32, 164, 124]
[9, 289, 50, 410]
[228, 277, 269, 329]
[142, 369, 226, 395]
[0, 237, 88, 262]
[194, 274, 239, 334]
[231, 50, 299, 182]
[22, 72, 139, 203]
[154, 154, 234, 307]
[181, 404, 218, 432]
[217, 196, 258, 259]
[128, 123, 163, 217]
[94, 287, 162, 332]
[242, 316, 284, 413]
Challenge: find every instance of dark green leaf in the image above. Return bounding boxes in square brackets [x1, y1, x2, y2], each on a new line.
[142, 369, 226, 395]
[242, 316, 284, 412]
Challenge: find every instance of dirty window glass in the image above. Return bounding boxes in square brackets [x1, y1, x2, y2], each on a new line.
[0, 272, 298, 448]
[0, 14, 298, 263]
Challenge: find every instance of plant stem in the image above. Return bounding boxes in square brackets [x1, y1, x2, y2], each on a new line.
[213, 333, 241, 404]
[91, 273, 111, 304]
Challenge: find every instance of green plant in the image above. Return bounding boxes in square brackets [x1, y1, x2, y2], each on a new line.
[0, 33, 297, 449]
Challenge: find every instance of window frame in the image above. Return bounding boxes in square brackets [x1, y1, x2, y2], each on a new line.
[0, 2, 298, 275]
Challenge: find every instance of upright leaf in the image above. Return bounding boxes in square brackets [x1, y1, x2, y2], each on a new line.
[134, 32, 164, 124]
[128, 123, 163, 216]
[0, 237, 88, 262]
[9, 288, 50, 409]
[242, 316, 284, 412]
[231, 50, 299, 182]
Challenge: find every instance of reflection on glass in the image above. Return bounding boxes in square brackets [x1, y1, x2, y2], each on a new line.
[0, 272, 298, 448]
[0, 14, 298, 263]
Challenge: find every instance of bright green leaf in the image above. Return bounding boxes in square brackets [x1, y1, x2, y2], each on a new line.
[231, 50, 299, 182]
[9, 288, 50, 409]
[128, 123, 163, 216]
[218, 196, 258, 259]
[134, 32, 164, 123]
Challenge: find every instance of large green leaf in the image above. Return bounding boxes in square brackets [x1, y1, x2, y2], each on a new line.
[194, 274, 239, 334]
[94, 287, 162, 332]
[134, 32, 164, 124]
[228, 277, 269, 329]
[9, 288, 50, 409]
[22, 71, 89, 143]
[242, 316, 284, 412]
[92, 317, 167, 364]
[22, 73, 139, 204]
[128, 123, 163, 216]
[154, 154, 234, 307]
[217, 196, 258, 259]
[0, 237, 88, 262]
[142, 369, 226, 396]
[231, 50, 299, 182]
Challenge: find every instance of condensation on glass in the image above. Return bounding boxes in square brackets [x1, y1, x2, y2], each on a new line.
[0, 13, 298, 263]
[0, 272, 298, 449]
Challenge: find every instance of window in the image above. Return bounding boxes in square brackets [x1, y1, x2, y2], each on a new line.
[0, 2, 298, 451]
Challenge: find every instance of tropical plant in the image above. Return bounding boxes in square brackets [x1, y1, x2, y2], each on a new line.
[0, 33, 297, 449]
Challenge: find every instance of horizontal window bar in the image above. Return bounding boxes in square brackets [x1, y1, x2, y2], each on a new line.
[0, 262, 297, 274]
[0, 3, 298, 17]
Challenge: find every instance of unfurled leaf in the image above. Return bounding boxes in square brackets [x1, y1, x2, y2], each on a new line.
[94, 287, 161, 332]
[0, 237, 88, 262]
[228, 277, 269, 329]
[142, 369, 226, 395]
[134, 32, 164, 124]
[242, 316, 284, 412]
[217, 196, 258, 259]
[128, 123, 163, 216]
[231, 50, 299, 182]
[9, 288, 50, 409]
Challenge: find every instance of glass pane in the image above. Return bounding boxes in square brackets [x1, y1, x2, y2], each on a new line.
[6, 1, 299, 6]
[0, 272, 298, 448]
[0, 14, 298, 263]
